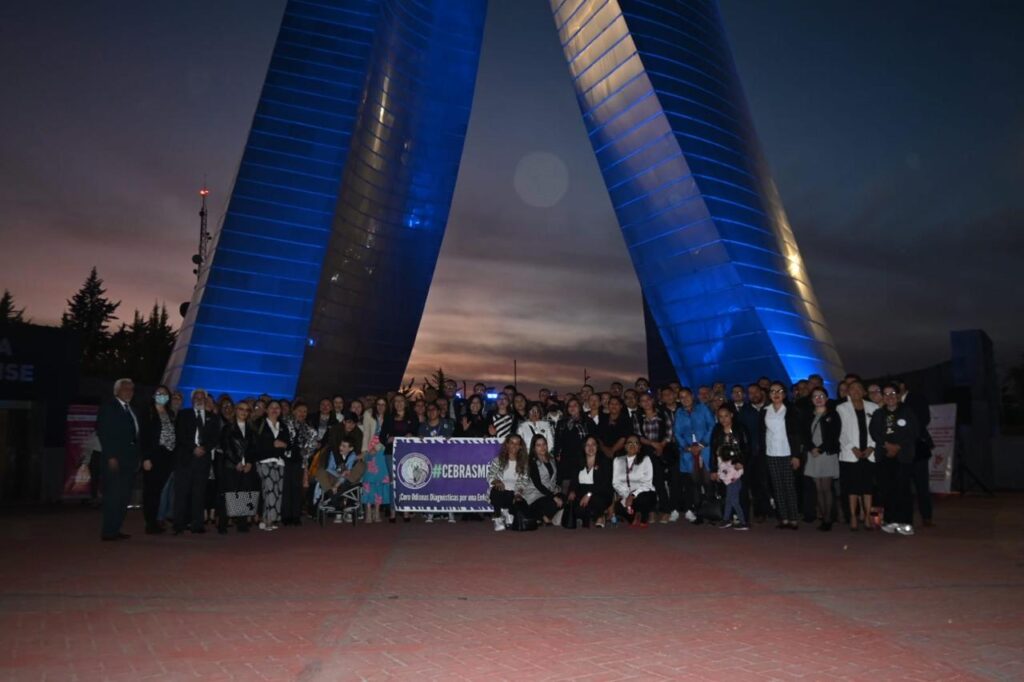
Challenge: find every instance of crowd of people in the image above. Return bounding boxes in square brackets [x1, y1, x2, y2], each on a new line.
[94, 372, 936, 541]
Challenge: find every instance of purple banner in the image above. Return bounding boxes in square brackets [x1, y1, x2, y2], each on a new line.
[392, 437, 501, 512]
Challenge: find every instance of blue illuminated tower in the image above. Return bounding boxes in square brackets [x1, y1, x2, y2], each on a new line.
[165, 0, 842, 399]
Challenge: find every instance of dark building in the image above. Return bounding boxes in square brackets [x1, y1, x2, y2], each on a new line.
[165, 0, 842, 398]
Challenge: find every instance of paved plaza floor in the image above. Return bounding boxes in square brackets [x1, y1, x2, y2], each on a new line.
[1, 495, 1021, 681]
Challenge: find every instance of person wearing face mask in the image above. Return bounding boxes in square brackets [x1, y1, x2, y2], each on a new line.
[140, 385, 176, 535]
[172, 388, 222, 535]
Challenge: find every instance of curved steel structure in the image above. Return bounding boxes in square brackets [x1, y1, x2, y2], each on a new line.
[165, 0, 841, 399]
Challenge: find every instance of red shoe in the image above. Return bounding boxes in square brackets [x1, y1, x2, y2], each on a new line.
[639, 522, 649, 529]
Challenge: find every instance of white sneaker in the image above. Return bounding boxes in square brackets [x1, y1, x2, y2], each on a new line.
[881, 522, 898, 534]
[684, 510, 697, 523]
[333, 514, 343, 524]
[669, 510, 680, 523]
[897, 524, 915, 536]
[447, 512, 456, 524]
[425, 514, 434, 523]
[492, 517, 506, 532]
[502, 510, 514, 526]
[259, 521, 267, 530]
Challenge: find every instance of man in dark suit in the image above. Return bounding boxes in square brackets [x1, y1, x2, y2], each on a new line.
[173, 388, 222, 534]
[899, 379, 934, 526]
[96, 378, 140, 541]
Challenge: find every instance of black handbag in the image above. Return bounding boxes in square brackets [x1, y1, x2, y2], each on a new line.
[560, 500, 577, 529]
[697, 483, 723, 522]
[510, 507, 538, 531]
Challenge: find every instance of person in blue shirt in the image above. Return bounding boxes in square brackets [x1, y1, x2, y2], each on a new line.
[673, 387, 715, 524]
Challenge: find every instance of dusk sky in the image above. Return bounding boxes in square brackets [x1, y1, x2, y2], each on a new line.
[1, 1, 1021, 393]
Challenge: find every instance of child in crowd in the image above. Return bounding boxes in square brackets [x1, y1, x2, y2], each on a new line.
[716, 443, 748, 530]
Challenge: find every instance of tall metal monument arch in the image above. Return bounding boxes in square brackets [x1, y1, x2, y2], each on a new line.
[164, 0, 843, 398]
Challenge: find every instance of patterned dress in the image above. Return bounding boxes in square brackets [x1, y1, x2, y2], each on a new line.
[361, 436, 393, 506]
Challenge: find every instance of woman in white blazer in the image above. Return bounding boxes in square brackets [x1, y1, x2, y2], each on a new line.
[836, 381, 878, 531]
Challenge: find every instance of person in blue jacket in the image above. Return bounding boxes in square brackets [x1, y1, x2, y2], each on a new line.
[673, 387, 715, 524]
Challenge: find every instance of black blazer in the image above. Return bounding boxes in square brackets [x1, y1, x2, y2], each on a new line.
[568, 461, 613, 500]
[96, 398, 141, 465]
[174, 408, 222, 467]
[219, 421, 255, 470]
[140, 407, 176, 463]
[803, 409, 841, 456]
[253, 418, 292, 463]
[759, 403, 804, 461]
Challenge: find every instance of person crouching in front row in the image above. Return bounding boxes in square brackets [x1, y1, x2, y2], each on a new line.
[526, 434, 564, 525]
[487, 434, 529, 531]
[567, 436, 613, 528]
[613, 435, 656, 527]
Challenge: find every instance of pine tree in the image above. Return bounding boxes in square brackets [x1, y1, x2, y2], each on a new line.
[0, 289, 26, 324]
[61, 267, 120, 375]
[143, 302, 177, 383]
[107, 303, 178, 385]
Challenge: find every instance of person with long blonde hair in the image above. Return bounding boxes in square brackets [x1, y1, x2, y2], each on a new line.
[486, 434, 529, 531]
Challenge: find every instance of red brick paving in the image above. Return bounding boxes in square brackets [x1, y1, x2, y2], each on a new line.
[1, 495, 1022, 681]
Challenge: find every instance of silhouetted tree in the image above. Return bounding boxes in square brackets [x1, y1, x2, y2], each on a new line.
[109, 303, 178, 385]
[61, 267, 120, 375]
[0, 289, 27, 324]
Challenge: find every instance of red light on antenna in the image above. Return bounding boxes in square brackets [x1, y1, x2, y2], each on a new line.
[199, 188, 210, 196]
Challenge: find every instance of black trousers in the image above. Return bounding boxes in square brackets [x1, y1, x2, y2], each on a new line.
[615, 490, 657, 523]
[142, 448, 173, 531]
[912, 457, 933, 522]
[573, 493, 611, 524]
[681, 468, 713, 515]
[89, 450, 104, 502]
[281, 463, 305, 523]
[490, 488, 527, 516]
[745, 453, 771, 519]
[651, 452, 682, 513]
[528, 494, 562, 522]
[174, 455, 211, 532]
[879, 458, 914, 525]
[101, 457, 137, 539]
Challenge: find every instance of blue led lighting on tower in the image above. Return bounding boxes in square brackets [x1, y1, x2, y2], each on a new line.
[166, 0, 841, 398]
[164, 0, 486, 399]
[551, 0, 843, 390]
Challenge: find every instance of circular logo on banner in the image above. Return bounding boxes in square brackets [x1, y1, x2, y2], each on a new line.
[397, 452, 432, 490]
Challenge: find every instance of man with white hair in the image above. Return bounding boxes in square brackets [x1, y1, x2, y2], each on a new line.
[173, 388, 222, 534]
[96, 378, 140, 541]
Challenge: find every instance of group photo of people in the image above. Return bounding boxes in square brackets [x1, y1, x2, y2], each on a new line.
[95, 371, 936, 541]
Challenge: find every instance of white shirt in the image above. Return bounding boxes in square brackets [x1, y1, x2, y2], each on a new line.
[612, 455, 654, 498]
[501, 460, 520, 491]
[836, 400, 877, 463]
[117, 399, 139, 436]
[578, 467, 595, 486]
[764, 404, 791, 457]
[194, 409, 207, 445]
